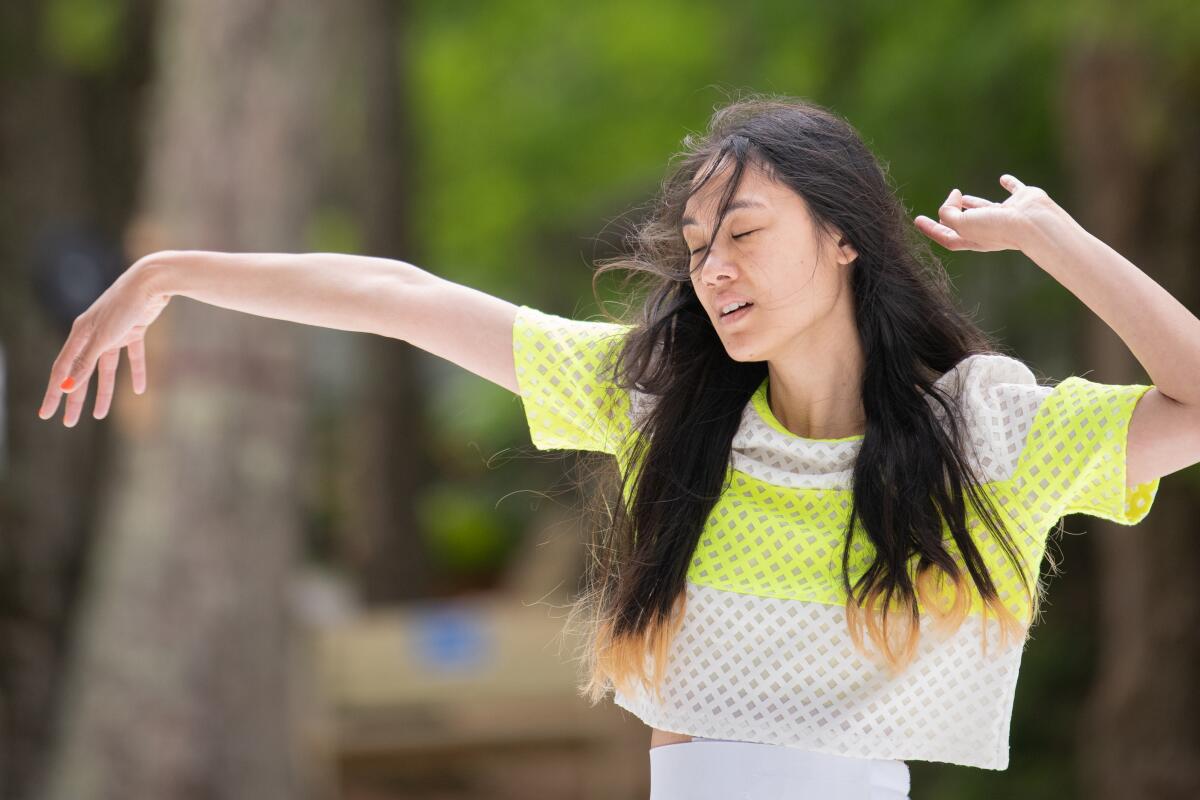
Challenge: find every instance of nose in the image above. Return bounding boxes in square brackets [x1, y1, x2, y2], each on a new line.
[697, 246, 739, 287]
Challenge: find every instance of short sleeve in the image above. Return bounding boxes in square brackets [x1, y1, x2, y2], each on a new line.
[511, 304, 636, 454]
[1015, 376, 1160, 525]
[931, 353, 1051, 481]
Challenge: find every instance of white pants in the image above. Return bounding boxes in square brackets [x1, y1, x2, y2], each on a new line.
[649, 736, 911, 800]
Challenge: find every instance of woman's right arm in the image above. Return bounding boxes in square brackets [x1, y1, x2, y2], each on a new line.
[40, 250, 520, 425]
[142, 250, 521, 392]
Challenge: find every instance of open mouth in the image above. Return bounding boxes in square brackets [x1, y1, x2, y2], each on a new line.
[720, 302, 754, 321]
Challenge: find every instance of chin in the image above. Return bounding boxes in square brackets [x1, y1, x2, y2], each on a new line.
[719, 340, 765, 363]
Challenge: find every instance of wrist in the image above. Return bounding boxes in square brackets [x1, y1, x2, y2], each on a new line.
[131, 250, 184, 301]
[1016, 199, 1079, 260]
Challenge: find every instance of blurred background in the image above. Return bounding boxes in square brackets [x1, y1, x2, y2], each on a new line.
[2, 1, 1199, 798]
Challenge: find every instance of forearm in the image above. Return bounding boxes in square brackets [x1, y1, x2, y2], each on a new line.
[1018, 205, 1200, 407]
[135, 250, 430, 340]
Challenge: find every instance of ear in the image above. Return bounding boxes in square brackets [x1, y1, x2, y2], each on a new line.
[835, 234, 859, 265]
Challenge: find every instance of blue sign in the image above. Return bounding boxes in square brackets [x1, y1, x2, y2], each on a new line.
[411, 605, 491, 672]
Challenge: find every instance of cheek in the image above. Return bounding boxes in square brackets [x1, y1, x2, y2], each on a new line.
[758, 253, 833, 312]
[796, 254, 843, 303]
[765, 286, 832, 332]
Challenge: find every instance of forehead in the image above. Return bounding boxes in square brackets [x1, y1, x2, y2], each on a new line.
[681, 163, 786, 231]
[681, 197, 768, 230]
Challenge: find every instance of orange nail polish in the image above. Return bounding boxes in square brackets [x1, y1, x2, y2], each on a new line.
[60, 376, 75, 391]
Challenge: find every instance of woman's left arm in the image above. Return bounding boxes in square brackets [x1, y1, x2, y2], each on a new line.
[915, 174, 1200, 487]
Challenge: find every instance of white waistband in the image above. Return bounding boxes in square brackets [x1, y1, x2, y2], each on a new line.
[649, 738, 910, 800]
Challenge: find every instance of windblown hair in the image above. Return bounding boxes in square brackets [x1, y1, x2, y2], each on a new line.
[561, 93, 1047, 707]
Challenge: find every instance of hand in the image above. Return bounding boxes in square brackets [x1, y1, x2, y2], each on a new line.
[38, 258, 171, 426]
[914, 174, 1059, 253]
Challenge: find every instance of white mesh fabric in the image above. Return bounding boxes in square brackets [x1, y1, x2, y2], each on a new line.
[615, 581, 1024, 770]
[510, 306, 1160, 769]
[611, 354, 1148, 771]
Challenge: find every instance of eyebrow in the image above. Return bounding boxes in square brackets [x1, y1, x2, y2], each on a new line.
[681, 198, 768, 230]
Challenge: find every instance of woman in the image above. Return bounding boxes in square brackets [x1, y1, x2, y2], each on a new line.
[39, 96, 1200, 799]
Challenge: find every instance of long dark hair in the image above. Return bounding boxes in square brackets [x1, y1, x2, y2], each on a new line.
[564, 93, 1039, 705]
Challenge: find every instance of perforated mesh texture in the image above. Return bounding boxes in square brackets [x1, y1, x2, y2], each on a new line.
[511, 305, 633, 453]
[511, 305, 1161, 769]
[613, 582, 1023, 769]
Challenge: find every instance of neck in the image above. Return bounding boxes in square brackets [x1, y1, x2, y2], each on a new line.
[765, 312, 866, 440]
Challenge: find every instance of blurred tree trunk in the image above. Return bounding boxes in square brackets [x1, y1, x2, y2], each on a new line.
[341, 0, 437, 603]
[37, 1, 330, 798]
[1061, 42, 1200, 800]
[0, 3, 156, 799]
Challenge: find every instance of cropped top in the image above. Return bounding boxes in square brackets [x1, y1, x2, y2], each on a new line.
[510, 304, 1161, 770]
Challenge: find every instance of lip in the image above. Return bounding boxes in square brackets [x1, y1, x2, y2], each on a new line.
[718, 303, 754, 325]
[714, 293, 754, 309]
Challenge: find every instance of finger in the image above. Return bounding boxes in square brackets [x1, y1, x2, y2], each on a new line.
[93, 349, 120, 419]
[127, 337, 147, 395]
[938, 187, 967, 221]
[55, 327, 92, 393]
[62, 374, 89, 428]
[937, 200, 965, 229]
[60, 349, 99, 428]
[39, 328, 89, 420]
[1000, 174, 1025, 193]
[914, 215, 968, 250]
[38, 382, 64, 420]
[960, 194, 994, 208]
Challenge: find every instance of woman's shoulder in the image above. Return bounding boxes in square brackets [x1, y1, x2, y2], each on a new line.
[932, 352, 1050, 409]
[933, 351, 1040, 392]
[931, 352, 1053, 482]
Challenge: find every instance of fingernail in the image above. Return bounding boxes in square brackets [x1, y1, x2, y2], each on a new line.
[60, 376, 75, 391]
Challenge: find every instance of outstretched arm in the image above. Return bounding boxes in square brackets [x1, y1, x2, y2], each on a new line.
[915, 175, 1200, 487]
[39, 250, 520, 426]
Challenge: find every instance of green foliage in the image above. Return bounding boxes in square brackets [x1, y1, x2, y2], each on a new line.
[5, 0, 1192, 792]
[407, 0, 727, 295]
[396, 4, 1195, 794]
[429, 364, 516, 443]
[416, 484, 516, 574]
[42, 0, 125, 73]
[305, 206, 364, 255]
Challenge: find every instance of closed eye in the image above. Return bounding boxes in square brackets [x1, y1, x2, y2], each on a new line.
[689, 229, 758, 257]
